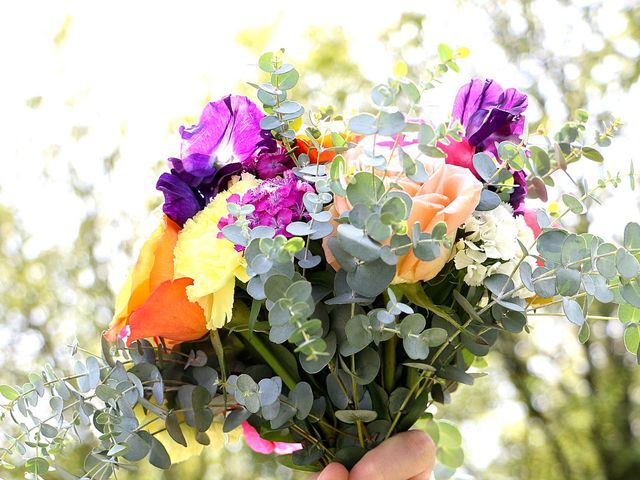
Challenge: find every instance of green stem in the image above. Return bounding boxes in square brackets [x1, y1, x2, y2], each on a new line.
[237, 330, 298, 391]
[384, 336, 397, 393]
[210, 331, 228, 411]
[385, 374, 426, 440]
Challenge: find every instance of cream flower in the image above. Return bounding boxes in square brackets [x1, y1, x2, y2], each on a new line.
[454, 203, 536, 295]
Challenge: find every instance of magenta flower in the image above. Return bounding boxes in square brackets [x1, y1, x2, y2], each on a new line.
[218, 171, 314, 238]
[241, 143, 295, 180]
[157, 95, 275, 226]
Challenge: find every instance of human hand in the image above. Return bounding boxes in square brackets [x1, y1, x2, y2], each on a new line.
[308, 430, 435, 480]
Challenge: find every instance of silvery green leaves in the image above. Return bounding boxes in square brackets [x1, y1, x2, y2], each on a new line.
[221, 204, 274, 250]
[400, 314, 447, 360]
[263, 275, 328, 361]
[425, 419, 465, 471]
[226, 374, 281, 415]
[525, 224, 640, 345]
[0, 339, 230, 475]
[327, 225, 395, 298]
[243, 235, 304, 300]
[255, 50, 302, 140]
[620, 304, 640, 361]
[526, 115, 622, 202]
[343, 305, 446, 361]
[224, 376, 315, 431]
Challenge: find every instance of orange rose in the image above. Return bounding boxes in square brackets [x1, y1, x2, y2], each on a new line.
[323, 145, 482, 284]
[105, 215, 207, 345]
[295, 132, 360, 164]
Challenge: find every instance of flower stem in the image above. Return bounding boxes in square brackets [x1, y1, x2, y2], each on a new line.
[383, 336, 397, 392]
[210, 330, 228, 411]
[236, 330, 298, 391]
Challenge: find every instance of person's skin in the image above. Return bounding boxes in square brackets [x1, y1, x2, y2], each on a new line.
[308, 430, 436, 480]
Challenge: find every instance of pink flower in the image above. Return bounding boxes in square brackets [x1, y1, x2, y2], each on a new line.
[241, 422, 303, 455]
[218, 171, 314, 239]
[437, 137, 476, 175]
[523, 207, 542, 238]
[242, 144, 296, 180]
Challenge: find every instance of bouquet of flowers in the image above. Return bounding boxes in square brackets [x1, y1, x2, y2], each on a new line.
[1, 47, 639, 479]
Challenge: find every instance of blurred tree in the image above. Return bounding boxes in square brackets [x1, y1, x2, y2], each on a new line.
[480, 0, 640, 124]
[478, 2, 640, 478]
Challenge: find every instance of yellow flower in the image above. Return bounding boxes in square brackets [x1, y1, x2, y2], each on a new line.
[173, 176, 258, 329]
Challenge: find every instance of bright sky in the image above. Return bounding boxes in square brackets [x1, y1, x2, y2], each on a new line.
[1, 0, 639, 475]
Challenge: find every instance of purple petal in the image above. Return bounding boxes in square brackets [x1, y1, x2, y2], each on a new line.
[179, 95, 269, 177]
[180, 98, 233, 175]
[501, 88, 528, 115]
[227, 96, 273, 162]
[453, 79, 528, 154]
[209, 162, 243, 199]
[181, 153, 219, 177]
[468, 109, 511, 147]
[156, 172, 204, 226]
[452, 79, 503, 128]
[168, 157, 213, 188]
[510, 170, 528, 216]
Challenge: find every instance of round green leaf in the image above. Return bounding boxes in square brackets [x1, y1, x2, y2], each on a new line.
[421, 328, 448, 347]
[562, 298, 584, 326]
[624, 222, 640, 250]
[562, 193, 586, 214]
[354, 347, 381, 385]
[335, 409, 378, 424]
[349, 113, 378, 135]
[556, 268, 581, 296]
[624, 324, 640, 354]
[0, 385, 19, 401]
[258, 52, 275, 72]
[616, 248, 639, 279]
[596, 243, 618, 279]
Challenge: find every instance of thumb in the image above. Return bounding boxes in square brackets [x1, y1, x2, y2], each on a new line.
[308, 462, 350, 480]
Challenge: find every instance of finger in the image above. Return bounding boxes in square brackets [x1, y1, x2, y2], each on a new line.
[408, 472, 431, 480]
[349, 430, 436, 480]
[307, 462, 350, 480]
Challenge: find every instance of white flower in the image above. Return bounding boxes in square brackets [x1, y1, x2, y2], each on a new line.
[454, 241, 487, 269]
[453, 203, 537, 295]
[463, 263, 488, 286]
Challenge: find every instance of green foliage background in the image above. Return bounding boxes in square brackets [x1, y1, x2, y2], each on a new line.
[1, 1, 639, 479]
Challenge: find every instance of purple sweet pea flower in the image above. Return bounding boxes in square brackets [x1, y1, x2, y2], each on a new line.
[218, 171, 314, 243]
[510, 170, 528, 216]
[157, 95, 275, 226]
[453, 78, 528, 155]
[444, 78, 529, 215]
[156, 172, 205, 227]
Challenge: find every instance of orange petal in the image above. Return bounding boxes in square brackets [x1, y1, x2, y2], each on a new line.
[127, 278, 207, 345]
[148, 216, 180, 292]
[296, 133, 357, 164]
[106, 216, 179, 341]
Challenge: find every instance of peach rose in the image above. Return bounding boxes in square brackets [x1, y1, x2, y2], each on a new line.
[393, 161, 482, 283]
[324, 140, 482, 284]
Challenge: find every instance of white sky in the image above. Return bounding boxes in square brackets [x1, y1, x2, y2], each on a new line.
[1, 0, 639, 475]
